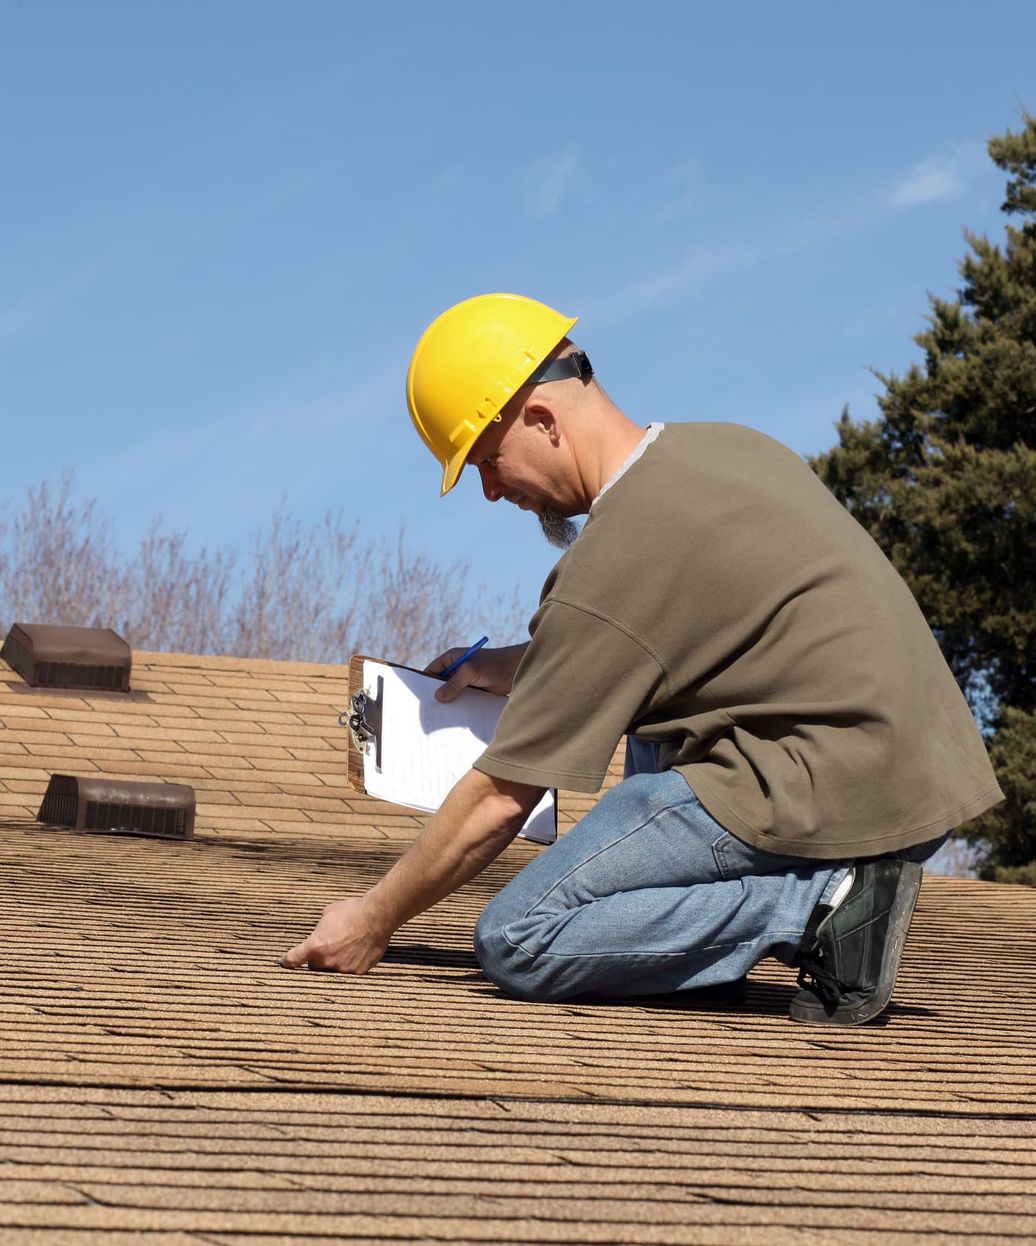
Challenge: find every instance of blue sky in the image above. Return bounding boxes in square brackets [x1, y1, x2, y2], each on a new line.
[2, 0, 1034, 645]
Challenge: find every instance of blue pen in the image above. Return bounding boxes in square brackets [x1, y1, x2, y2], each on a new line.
[440, 635, 489, 679]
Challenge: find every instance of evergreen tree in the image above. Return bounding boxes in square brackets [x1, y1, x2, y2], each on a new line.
[811, 112, 1036, 882]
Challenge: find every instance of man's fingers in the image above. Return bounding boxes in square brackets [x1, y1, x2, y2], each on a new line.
[423, 649, 462, 676]
[280, 896, 389, 976]
[280, 939, 312, 969]
[437, 662, 484, 701]
[435, 673, 467, 703]
[426, 649, 479, 702]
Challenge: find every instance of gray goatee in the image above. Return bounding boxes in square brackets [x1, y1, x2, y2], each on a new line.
[538, 506, 580, 550]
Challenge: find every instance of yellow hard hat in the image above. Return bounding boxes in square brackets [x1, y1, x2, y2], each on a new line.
[406, 293, 578, 495]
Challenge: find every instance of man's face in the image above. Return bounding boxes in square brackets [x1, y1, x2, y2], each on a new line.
[469, 412, 579, 548]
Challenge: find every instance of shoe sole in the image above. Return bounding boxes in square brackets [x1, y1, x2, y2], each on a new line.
[789, 861, 924, 1026]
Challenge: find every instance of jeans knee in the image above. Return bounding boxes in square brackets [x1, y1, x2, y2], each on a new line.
[473, 908, 563, 1003]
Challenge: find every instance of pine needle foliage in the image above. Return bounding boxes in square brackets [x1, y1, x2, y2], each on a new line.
[810, 112, 1036, 881]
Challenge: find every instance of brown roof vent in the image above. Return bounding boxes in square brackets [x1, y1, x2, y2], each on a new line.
[37, 775, 195, 840]
[1, 623, 131, 692]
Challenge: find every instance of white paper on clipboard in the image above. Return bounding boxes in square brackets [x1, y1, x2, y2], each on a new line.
[359, 659, 556, 844]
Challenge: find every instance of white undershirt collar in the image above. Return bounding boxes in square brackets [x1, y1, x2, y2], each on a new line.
[591, 423, 665, 508]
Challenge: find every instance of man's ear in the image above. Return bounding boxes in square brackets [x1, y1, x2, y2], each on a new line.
[524, 397, 561, 445]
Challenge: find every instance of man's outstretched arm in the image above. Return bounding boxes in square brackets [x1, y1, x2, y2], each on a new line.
[280, 767, 545, 973]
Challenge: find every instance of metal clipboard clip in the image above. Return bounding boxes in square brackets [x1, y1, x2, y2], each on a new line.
[338, 674, 384, 770]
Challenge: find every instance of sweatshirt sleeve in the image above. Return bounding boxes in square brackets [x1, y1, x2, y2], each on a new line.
[474, 597, 668, 792]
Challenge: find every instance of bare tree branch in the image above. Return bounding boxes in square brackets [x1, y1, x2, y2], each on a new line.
[0, 477, 527, 666]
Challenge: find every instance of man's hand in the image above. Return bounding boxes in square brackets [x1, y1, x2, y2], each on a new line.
[425, 642, 529, 703]
[279, 770, 541, 977]
[280, 896, 389, 974]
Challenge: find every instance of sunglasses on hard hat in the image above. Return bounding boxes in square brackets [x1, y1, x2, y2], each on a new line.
[528, 350, 594, 385]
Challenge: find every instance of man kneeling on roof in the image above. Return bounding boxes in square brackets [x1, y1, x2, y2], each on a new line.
[282, 294, 1002, 1026]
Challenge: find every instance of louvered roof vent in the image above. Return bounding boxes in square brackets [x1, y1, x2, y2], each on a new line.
[37, 775, 195, 840]
[1, 623, 131, 692]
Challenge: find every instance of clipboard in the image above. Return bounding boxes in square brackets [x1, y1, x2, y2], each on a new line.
[345, 653, 411, 792]
[343, 653, 557, 844]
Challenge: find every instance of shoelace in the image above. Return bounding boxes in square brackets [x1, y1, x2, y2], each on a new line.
[796, 946, 844, 1006]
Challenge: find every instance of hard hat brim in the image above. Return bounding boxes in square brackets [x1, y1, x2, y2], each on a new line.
[441, 451, 467, 497]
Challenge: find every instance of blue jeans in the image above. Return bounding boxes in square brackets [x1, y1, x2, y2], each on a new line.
[474, 739, 855, 1002]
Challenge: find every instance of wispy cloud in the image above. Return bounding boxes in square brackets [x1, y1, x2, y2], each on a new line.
[885, 142, 986, 208]
[590, 206, 868, 327]
[0, 253, 126, 349]
[651, 184, 701, 226]
[96, 352, 406, 545]
[589, 139, 992, 327]
[529, 148, 580, 218]
[0, 295, 49, 344]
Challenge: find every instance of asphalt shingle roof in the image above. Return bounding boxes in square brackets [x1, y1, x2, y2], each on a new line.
[2, 648, 1034, 1243]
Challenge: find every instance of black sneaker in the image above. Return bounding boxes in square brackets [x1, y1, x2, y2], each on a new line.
[790, 859, 923, 1026]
